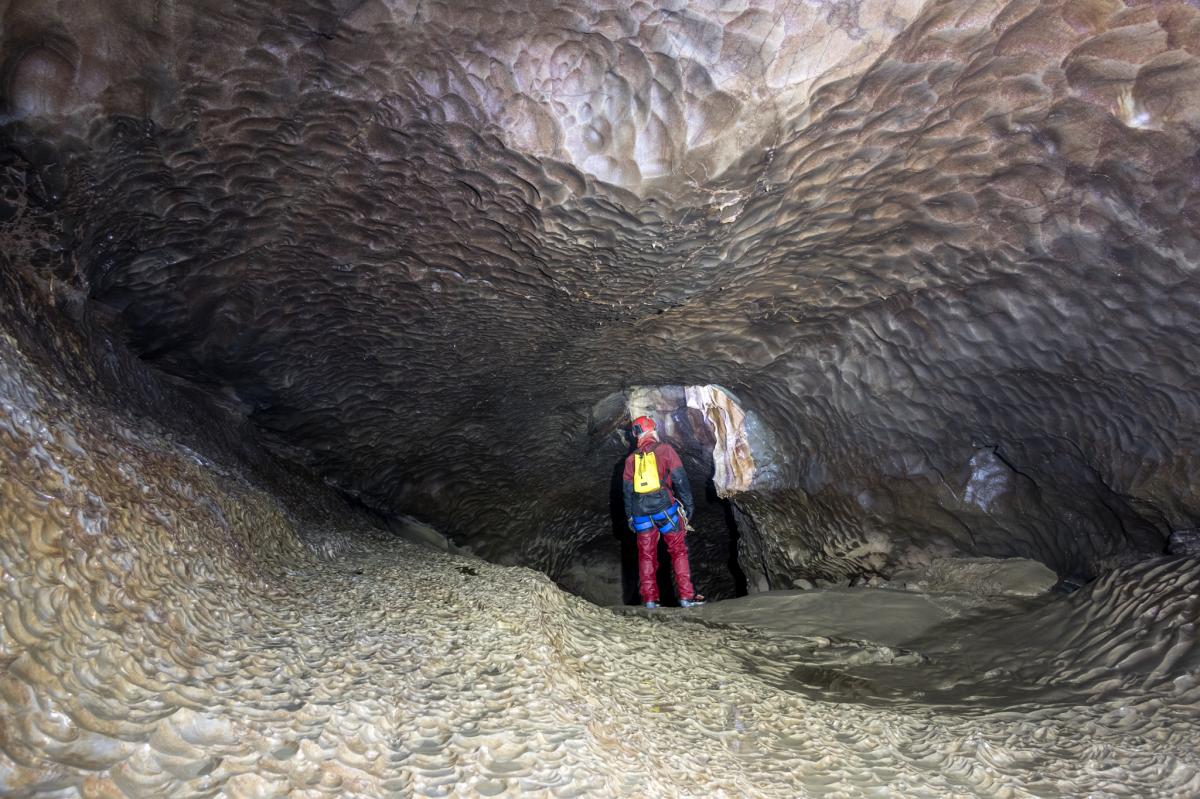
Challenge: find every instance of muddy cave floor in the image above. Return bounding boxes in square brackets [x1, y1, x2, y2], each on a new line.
[144, 540, 1200, 798]
[10, 514, 1200, 798]
[7, 475, 1200, 797]
[170, 544, 1200, 797]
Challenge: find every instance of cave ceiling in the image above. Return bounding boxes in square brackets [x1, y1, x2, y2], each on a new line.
[3, 0, 1199, 580]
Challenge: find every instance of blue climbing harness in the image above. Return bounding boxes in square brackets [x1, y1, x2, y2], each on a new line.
[632, 502, 682, 534]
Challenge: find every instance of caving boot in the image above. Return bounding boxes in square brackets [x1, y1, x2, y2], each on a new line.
[679, 595, 706, 608]
[643, 601, 659, 609]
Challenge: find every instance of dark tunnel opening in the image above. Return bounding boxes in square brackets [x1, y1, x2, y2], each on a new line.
[548, 383, 760, 606]
[598, 441, 748, 607]
[670, 443, 750, 602]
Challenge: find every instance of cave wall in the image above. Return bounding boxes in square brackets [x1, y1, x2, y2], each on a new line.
[7, 263, 1197, 795]
[2, 0, 1199, 591]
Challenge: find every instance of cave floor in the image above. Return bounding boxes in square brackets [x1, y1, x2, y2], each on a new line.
[8, 508, 1200, 797]
[612, 587, 1083, 709]
[118, 542, 1200, 798]
[150, 546, 1200, 797]
[615, 586, 1013, 648]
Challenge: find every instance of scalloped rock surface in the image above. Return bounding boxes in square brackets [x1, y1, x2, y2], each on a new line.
[3, 0, 1200, 791]
[2, 0, 1197, 589]
[3, 271, 1200, 797]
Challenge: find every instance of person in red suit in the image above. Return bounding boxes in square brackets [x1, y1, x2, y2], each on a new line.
[622, 416, 705, 609]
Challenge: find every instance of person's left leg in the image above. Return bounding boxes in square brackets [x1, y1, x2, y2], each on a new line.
[662, 530, 696, 601]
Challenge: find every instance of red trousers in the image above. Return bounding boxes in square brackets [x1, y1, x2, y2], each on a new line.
[637, 528, 696, 603]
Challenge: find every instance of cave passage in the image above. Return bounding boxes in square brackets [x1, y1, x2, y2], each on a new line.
[567, 383, 755, 605]
[3, 0, 1200, 795]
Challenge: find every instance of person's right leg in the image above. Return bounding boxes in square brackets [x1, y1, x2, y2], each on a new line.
[637, 531, 660, 606]
[662, 530, 697, 601]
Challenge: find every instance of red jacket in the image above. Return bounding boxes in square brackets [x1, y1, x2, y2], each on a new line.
[622, 438, 694, 518]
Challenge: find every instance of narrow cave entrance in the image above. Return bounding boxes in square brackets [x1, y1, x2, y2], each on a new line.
[613, 384, 757, 605]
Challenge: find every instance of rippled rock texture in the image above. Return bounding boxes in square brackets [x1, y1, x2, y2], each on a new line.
[4, 268, 1200, 796]
[6, 0, 1200, 794]
[2, 0, 1200, 689]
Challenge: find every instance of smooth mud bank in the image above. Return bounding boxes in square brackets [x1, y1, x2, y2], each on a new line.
[631, 568, 1200, 710]
[3, 279, 1200, 797]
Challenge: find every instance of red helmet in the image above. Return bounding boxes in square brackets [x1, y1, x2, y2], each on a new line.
[631, 415, 656, 438]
